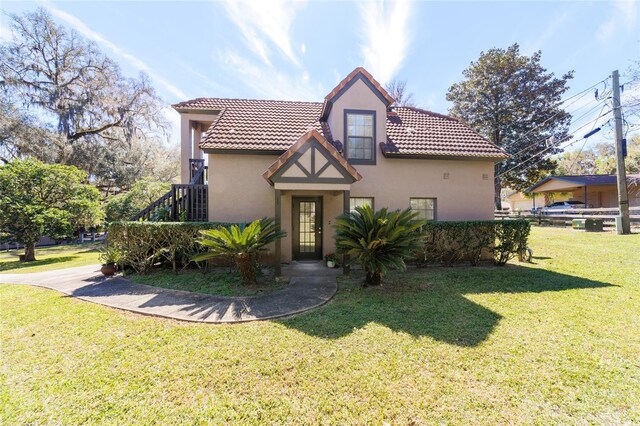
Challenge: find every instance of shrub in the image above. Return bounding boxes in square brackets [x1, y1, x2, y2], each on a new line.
[493, 220, 531, 266]
[334, 205, 426, 286]
[107, 222, 242, 273]
[192, 218, 286, 286]
[416, 220, 530, 267]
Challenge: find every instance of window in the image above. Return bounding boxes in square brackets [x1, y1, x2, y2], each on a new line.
[350, 197, 374, 212]
[346, 112, 374, 162]
[410, 198, 436, 221]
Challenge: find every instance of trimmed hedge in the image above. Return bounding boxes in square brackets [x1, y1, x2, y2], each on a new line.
[107, 222, 244, 273]
[416, 220, 531, 266]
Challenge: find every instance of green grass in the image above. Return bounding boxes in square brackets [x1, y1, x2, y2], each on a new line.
[0, 243, 102, 273]
[126, 267, 286, 297]
[1, 227, 639, 424]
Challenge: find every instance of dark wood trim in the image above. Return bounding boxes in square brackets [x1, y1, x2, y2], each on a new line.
[274, 189, 282, 276]
[344, 109, 376, 165]
[343, 190, 350, 276]
[292, 196, 323, 260]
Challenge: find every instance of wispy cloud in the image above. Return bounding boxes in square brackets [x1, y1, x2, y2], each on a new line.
[217, 50, 324, 101]
[359, 0, 412, 85]
[597, 0, 638, 42]
[221, 0, 303, 67]
[44, 4, 187, 100]
[523, 13, 568, 54]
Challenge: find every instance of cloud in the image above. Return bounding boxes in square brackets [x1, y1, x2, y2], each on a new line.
[221, 0, 303, 67]
[44, 4, 187, 100]
[523, 13, 568, 54]
[217, 50, 324, 101]
[359, 0, 412, 85]
[597, 0, 638, 42]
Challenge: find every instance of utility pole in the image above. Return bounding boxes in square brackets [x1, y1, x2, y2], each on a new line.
[612, 70, 631, 234]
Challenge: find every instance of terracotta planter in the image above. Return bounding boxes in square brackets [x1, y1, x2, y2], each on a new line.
[101, 263, 116, 276]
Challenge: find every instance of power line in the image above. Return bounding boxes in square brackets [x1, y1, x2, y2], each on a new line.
[567, 103, 608, 173]
[500, 77, 609, 151]
[496, 108, 612, 178]
[506, 98, 610, 159]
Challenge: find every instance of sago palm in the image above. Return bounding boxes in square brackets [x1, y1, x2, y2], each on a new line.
[334, 205, 426, 286]
[193, 218, 286, 285]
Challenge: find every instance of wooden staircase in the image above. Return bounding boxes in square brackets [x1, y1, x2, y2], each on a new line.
[131, 159, 208, 222]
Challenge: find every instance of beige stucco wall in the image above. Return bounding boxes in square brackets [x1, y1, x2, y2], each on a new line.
[327, 78, 387, 153]
[208, 153, 276, 222]
[351, 156, 496, 220]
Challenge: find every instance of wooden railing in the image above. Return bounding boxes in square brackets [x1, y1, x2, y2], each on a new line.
[130, 159, 208, 222]
[189, 159, 207, 185]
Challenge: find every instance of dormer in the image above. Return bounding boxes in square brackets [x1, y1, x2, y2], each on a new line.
[321, 67, 394, 165]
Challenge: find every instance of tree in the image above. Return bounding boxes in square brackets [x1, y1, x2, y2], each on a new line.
[193, 218, 286, 286]
[0, 8, 172, 190]
[446, 44, 573, 208]
[553, 137, 640, 175]
[385, 78, 416, 107]
[334, 205, 425, 286]
[105, 177, 172, 222]
[0, 94, 63, 164]
[0, 158, 104, 261]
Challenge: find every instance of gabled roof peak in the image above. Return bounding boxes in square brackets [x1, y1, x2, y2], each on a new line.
[321, 67, 395, 120]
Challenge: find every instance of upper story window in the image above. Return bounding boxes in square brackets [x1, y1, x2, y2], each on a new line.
[345, 111, 375, 163]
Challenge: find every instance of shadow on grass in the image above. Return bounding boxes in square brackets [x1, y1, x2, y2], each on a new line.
[278, 264, 615, 347]
[0, 256, 79, 272]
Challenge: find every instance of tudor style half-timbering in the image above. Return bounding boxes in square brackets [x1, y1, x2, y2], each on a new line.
[168, 67, 508, 270]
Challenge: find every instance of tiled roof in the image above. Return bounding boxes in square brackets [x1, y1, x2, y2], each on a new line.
[176, 98, 326, 151]
[381, 107, 508, 159]
[172, 88, 506, 160]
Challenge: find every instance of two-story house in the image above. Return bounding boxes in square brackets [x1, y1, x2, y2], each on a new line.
[169, 67, 507, 268]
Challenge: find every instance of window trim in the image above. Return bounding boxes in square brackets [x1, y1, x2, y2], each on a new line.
[344, 109, 376, 165]
[410, 197, 437, 221]
[349, 196, 375, 212]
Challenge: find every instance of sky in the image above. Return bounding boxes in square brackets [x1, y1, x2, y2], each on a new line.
[1, 0, 639, 152]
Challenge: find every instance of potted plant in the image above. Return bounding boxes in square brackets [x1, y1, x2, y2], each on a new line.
[99, 246, 122, 276]
[324, 253, 339, 268]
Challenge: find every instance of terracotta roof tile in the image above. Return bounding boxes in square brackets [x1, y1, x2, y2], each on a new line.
[172, 98, 506, 159]
[174, 98, 326, 151]
[382, 107, 508, 159]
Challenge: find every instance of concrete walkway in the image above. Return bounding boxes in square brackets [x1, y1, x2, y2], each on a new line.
[0, 263, 339, 323]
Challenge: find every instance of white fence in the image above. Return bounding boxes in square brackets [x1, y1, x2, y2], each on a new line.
[495, 206, 640, 224]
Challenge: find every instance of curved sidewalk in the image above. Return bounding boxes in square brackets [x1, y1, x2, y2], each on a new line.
[0, 264, 338, 323]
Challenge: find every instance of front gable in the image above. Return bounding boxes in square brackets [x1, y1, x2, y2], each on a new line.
[321, 67, 394, 120]
[263, 130, 361, 190]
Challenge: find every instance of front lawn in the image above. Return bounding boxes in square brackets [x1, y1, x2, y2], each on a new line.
[0, 243, 102, 273]
[1, 227, 639, 424]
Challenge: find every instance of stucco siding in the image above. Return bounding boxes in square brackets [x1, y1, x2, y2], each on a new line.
[207, 153, 276, 223]
[327, 78, 387, 160]
[351, 156, 496, 220]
